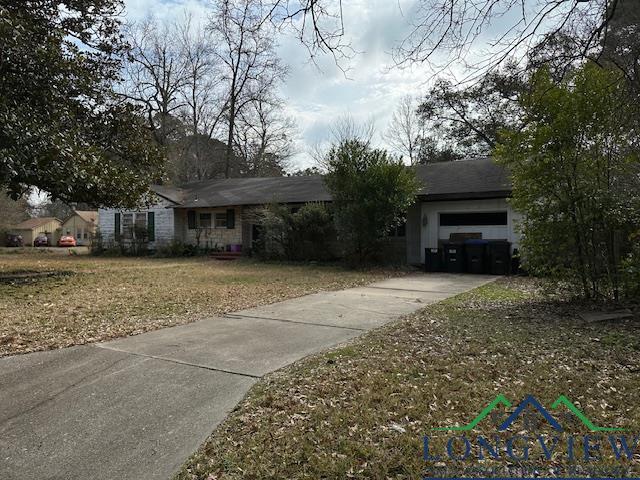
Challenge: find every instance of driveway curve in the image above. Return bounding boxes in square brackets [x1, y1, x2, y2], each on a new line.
[0, 273, 494, 480]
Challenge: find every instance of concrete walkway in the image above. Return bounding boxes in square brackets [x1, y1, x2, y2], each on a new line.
[0, 273, 494, 480]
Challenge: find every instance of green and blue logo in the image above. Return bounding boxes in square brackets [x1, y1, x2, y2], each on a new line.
[433, 394, 624, 432]
[423, 394, 637, 479]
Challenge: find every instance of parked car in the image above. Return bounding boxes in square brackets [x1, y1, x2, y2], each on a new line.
[33, 234, 49, 247]
[5, 234, 24, 247]
[58, 235, 77, 247]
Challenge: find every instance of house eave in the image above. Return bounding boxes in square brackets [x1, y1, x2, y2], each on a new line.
[417, 190, 512, 202]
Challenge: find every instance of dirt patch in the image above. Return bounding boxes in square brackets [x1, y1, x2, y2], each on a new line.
[0, 270, 76, 285]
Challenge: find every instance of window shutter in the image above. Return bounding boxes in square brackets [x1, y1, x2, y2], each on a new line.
[147, 212, 155, 241]
[187, 210, 196, 229]
[226, 209, 235, 229]
[114, 213, 121, 241]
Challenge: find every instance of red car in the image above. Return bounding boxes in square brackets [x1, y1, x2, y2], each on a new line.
[58, 235, 77, 247]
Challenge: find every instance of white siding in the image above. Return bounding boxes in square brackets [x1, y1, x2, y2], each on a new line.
[98, 198, 176, 248]
[419, 198, 522, 263]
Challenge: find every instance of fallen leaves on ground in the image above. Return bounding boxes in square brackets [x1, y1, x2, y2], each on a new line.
[0, 253, 400, 356]
[176, 277, 640, 480]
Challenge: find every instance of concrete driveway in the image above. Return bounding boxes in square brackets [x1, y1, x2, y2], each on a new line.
[0, 273, 494, 480]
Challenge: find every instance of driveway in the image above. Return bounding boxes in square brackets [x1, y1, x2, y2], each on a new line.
[0, 273, 494, 480]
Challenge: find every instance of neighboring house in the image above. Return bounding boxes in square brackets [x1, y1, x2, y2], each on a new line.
[60, 211, 99, 246]
[98, 157, 520, 264]
[10, 217, 62, 246]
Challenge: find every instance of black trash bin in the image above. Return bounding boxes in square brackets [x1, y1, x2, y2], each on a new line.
[488, 241, 511, 275]
[424, 248, 443, 272]
[464, 239, 489, 274]
[444, 243, 465, 273]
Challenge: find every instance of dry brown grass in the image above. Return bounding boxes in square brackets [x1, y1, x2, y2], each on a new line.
[0, 251, 397, 356]
[176, 278, 640, 480]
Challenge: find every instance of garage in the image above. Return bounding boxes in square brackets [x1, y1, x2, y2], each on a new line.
[438, 211, 508, 244]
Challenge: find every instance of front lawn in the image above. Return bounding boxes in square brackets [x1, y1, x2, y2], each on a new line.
[177, 278, 640, 480]
[0, 252, 396, 356]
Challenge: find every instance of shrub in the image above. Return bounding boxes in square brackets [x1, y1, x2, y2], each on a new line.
[253, 202, 335, 261]
[324, 139, 419, 267]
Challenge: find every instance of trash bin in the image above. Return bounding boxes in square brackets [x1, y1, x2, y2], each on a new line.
[464, 239, 489, 274]
[488, 241, 511, 275]
[444, 243, 465, 273]
[424, 248, 443, 272]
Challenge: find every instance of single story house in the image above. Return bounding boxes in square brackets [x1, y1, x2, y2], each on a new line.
[60, 211, 99, 246]
[98, 157, 521, 264]
[10, 217, 62, 246]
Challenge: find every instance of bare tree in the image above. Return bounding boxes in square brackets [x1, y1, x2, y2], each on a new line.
[383, 95, 424, 165]
[176, 14, 226, 181]
[123, 17, 188, 146]
[260, 1, 633, 81]
[234, 96, 297, 176]
[210, 0, 287, 178]
[329, 114, 375, 146]
[392, 0, 626, 77]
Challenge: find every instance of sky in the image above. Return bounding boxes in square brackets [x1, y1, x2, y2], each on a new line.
[123, 0, 445, 171]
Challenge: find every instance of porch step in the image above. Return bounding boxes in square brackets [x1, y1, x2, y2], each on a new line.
[209, 251, 243, 261]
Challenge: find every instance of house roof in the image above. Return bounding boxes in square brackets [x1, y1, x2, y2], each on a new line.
[149, 157, 511, 208]
[71, 210, 98, 223]
[167, 176, 332, 208]
[414, 156, 512, 201]
[151, 184, 187, 205]
[12, 217, 61, 230]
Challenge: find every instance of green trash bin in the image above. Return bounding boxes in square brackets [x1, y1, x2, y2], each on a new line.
[488, 241, 511, 275]
[444, 243, 464, 273]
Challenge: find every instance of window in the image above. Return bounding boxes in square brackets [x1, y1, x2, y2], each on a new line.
[76, 229, 82, 239]
[187, 210, 197, 229]
[215, 212, 227, 228]
[84, 232, 88, 239]
[439, 212, 507, 226]
[199, 213, 212, 228]
[121, 212, 148, 240]
[122, 213, 133, 239]
[135, 213, 147, 230]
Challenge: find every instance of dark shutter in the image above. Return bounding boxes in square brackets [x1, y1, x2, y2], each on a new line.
[187, 210, 196, 229]
[147, 212, 155, 241]
[114, 213, 121, 241]
[226, 209, 235, 229]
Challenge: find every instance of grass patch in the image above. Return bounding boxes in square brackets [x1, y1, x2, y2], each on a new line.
[0, 253, 398, 356]
[176, 277, 640, 480]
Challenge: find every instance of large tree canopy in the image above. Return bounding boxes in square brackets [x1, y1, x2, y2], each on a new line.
[496, 62, 640, 299]
[0, 1, 163, 208]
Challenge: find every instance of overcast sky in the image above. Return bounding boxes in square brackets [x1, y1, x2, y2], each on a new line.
[123, 0, 448, 171]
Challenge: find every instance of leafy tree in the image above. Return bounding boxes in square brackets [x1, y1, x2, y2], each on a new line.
[417, 67, 524, 157]
[324, 140, 420, 266]
[0, 1, 163, 208]
[495, 62, 640, 299]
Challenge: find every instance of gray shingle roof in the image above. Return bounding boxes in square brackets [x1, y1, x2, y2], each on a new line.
[415, 156, 511, 200]
[172, 176, 331, 208]
[150, 157, 511, 208]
